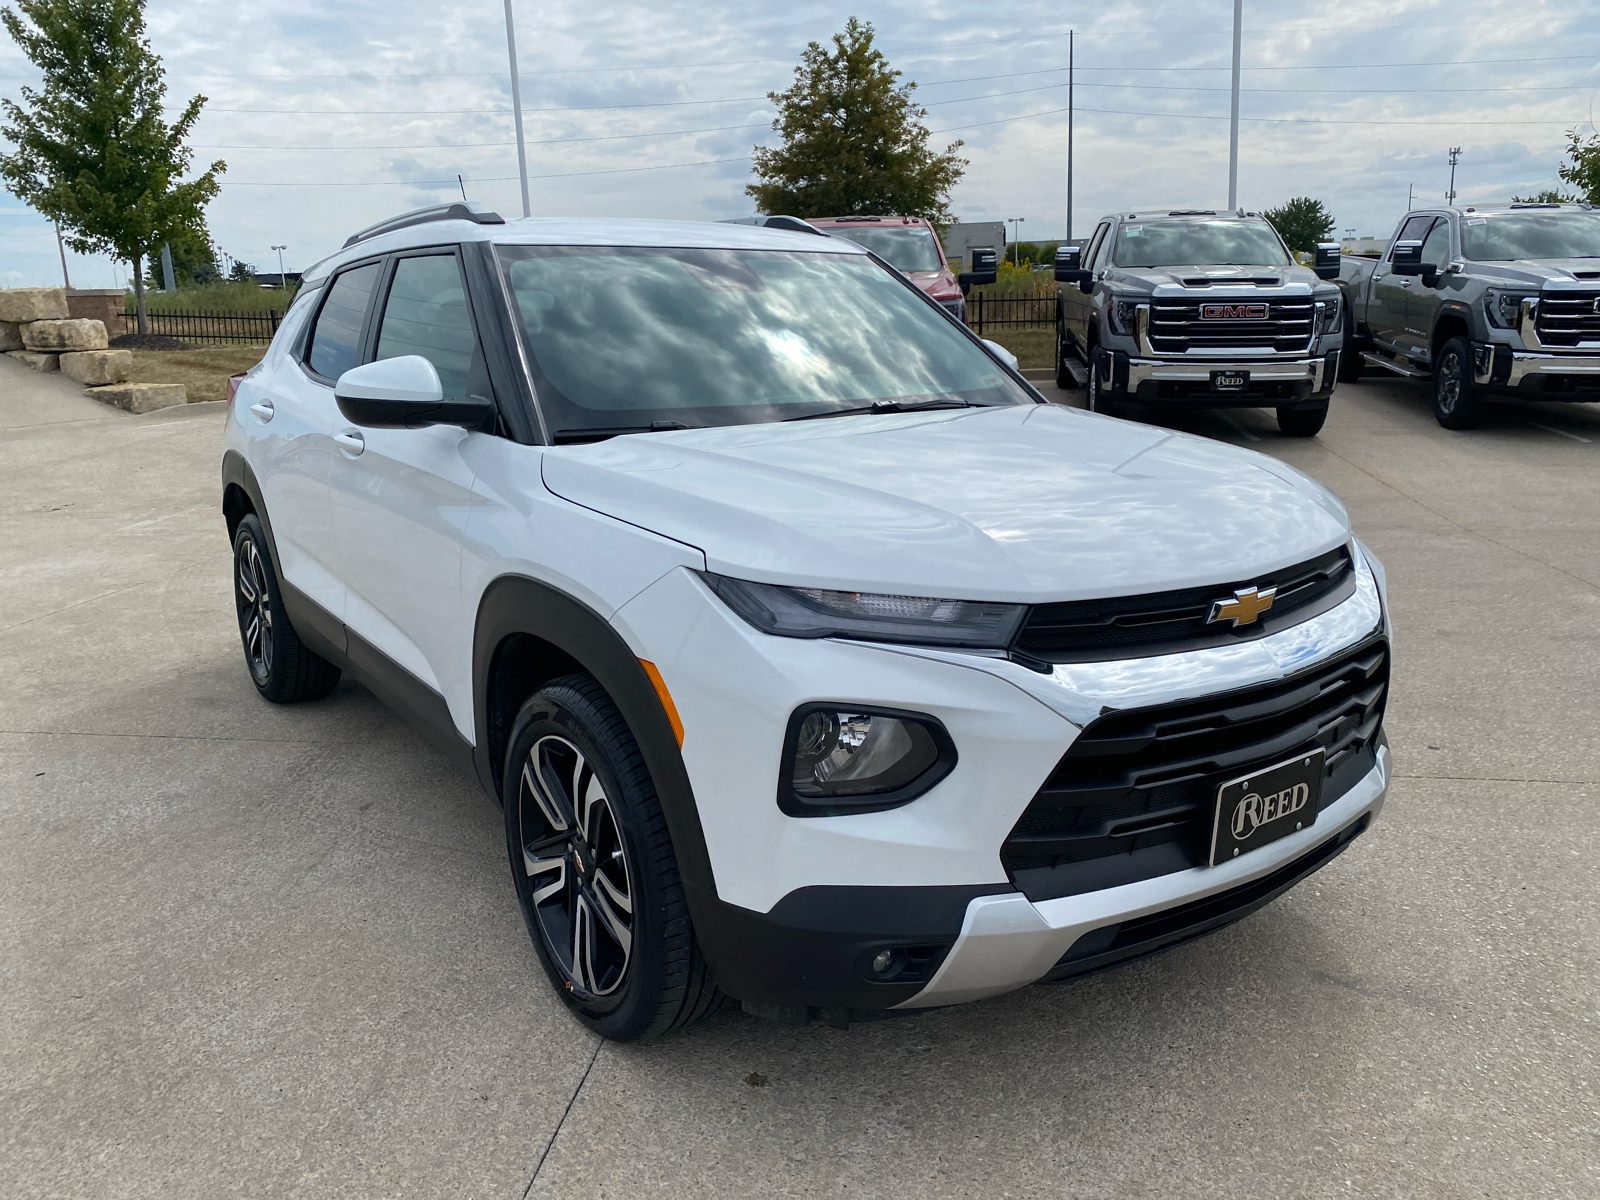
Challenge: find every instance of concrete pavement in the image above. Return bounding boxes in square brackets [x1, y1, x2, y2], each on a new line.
[2, 354, 1596, 1197]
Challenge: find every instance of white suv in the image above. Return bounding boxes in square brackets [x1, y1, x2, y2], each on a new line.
[223, 203, 1391, 1040]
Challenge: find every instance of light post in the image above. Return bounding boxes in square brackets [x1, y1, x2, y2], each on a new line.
[1227, 0, 1242, 210]
[1007, 217, 1025, 264]
[503, 0, 531, 218]
[271, 244, 287, 289]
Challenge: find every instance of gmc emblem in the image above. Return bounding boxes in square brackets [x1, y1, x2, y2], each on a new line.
[1200, 303, 1269, 320]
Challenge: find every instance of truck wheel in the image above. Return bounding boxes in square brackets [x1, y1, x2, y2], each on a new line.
[1054, 319, 1082, 390]
[1432, 335, 1483, 430]
[1277, 400, 1329, 437]
[1086, 349, 1113, 414]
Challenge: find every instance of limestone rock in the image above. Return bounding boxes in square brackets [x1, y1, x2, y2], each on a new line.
[6, 349, 60, 372]
[0, 321, 23, 351]
[22, 318, 109, 352]
[0, 287, 69, 323]
[88, 382, 187, 413]
[60, 349, 133, 386]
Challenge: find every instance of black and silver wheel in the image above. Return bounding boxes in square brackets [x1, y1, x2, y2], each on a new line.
[1277, 399, 1329, 437]
[1432, 334, 1482, 430]
[505, 674, 723, 1040]
[232, 513, 341, 703]
[1085, 348, 1105, 411]
[1054, 318, 1081, 390]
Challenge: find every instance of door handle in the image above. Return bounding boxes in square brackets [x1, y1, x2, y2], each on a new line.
[334, 430, 365, 456]
[249, 400, 275, 422]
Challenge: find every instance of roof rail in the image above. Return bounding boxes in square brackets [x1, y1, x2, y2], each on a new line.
[717, 215, 826, 235]
[1167, 209, 1217, 216]
[1508, 202, 1562, 209]
[343, 201, 506, 249]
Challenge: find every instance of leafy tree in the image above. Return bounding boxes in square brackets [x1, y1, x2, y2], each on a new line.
[167, 226, 219, 286]
[228, 259, 257, 284]
[1511, 189, 1578, 204]
[1263, 197, 1336, 255]
[0, 0, 225, 332]
[1556, 127, 1600, 204]
[748, 17, 966, 222]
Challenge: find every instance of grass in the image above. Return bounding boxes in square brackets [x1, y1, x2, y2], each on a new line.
[132, 282, 300, 314]
[126, 346, 267, 403]
[973, 327, 1053, 370]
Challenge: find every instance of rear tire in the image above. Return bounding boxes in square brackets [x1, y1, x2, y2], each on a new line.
[1432, 335, 1482, 430]
[232, 513, 341, 704]
[1277, 400, 1329, 437]
[504, 674, 724, 1041]
[1054, 318, 1082, 390]
[1336, 339, 1364, 383]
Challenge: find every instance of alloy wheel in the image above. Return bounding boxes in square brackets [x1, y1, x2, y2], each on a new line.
[518, 734, 635, 999]
[237, 537, 273, 683]
[1437, 351, 1463, 414]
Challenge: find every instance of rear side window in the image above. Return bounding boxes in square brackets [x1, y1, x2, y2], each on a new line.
[374, 254, 477, 399]
[307, 262, 381, 380]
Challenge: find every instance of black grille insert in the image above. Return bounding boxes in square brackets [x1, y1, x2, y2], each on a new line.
[1535, 291, 1600, 348]
[1014, 545, 1354, 664]
[1002, 638, 1388, 903]
[1148, 293, 1314, 354]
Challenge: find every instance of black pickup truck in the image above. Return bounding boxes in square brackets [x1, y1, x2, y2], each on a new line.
[1336, 203, 1600, 428]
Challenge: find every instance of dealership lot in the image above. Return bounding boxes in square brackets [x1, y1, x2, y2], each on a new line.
[2, 358, 1596, 1197]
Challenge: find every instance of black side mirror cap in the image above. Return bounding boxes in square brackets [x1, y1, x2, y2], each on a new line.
[1314, 242, 1341, 280]
[958, 248, 999, 295]
[1390, 240, 1424, 276]
[1053, 245, 1083, 280]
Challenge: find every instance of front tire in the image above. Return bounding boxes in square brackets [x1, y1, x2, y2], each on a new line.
[504, 674, 723, 1041]
[1277, 400, 1329, 437]
[232, 513, 341, 703]
[1432, 335, 1482, 429]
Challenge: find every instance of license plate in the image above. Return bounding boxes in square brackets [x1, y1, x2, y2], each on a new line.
[1211, 370, 1249, 392]
[1210, 750, 1324, 866]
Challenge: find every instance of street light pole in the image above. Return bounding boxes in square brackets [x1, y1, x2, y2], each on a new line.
[1008, 217, 1025, 264]
[503, 0, 531, 218]
[271, 244, 287, 289]
[1227, 0, 1242, 210]
[1066, 29, 1074, 244]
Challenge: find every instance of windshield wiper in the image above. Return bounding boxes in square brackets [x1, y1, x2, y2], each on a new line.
[783, 398, 970, 423]
[553, 420, 688, 444]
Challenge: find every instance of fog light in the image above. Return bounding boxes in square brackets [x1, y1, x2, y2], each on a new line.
[871, 949, 898, 976]
[780, 705, 957, 816]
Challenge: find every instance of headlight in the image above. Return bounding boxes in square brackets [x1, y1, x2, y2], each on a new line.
[781, 704, 957, 815]
[703, 573, 1026, 649]
[1315, 298, 1342, 336]
[1105, 297, 1141, 336]
[1485, 289, 1537, 329]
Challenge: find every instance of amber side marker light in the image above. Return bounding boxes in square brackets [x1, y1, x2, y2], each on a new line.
[638, 659, 684, 747]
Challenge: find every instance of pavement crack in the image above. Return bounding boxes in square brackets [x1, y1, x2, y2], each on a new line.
[1393, 771, 1594, 785]
[522, 1037, 603, 1198]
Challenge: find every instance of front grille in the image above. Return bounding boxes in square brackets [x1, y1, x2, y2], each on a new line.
[1535, 291, 1600, 347]
[1013, 546, 1354, 664]
[1148, 294, 1314, 354]
[1001, 638, 1388, 903]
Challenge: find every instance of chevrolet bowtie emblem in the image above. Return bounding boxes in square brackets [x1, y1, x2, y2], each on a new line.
[1208, 585, 1277, 627]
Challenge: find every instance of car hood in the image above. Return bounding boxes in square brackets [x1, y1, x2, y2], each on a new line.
[1108, 264, 1324, 293]
[1465, 258, 1600, 288]
[540, 405, 1350, 603]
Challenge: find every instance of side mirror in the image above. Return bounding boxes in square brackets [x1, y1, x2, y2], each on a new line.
[982, 339, 1019, 371]
[958, 247, 999, 295]
[1053, 245, 1083, 281]
[334, 355, 493, 429]
[1314, 242, 1341, 280]
[1390, 240, 1424, 276]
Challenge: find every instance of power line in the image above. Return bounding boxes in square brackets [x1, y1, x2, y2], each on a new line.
[194, 122, 770, 151]
[218, 155, 750, 187]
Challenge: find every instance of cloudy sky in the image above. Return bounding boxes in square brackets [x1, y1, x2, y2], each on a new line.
[2, 0, 1598, 288]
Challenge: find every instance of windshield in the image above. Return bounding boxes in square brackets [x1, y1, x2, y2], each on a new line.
[497, 246, 1029, 439]
[826, 225, 945, 273]
[1113, 219, 1291, 267]
[1461, 212, 1600, 260]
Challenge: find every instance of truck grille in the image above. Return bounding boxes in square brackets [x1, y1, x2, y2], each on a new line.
[1535, 291, 1600, 347]
[1013, 546, 1354, 664]
[1000, 638, 1388, 904]
[1148, 294, 1314, 354]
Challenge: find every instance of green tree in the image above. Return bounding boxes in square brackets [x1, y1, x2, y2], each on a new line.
[0, 0, 225, 332]
[167, 226, 220, 286]
[228, 259, 256, 284]
[748, 17, 966, 222]
[1556, 127, 1600, 204]
[1263, 197, 1336, 255]
[1511, 189, 1578, 204]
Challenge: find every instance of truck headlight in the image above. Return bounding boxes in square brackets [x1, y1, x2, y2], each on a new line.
[1315, 299, 1342, 336]
[1105, 298, 1141, 336]
[782, 704, 957, 815]
[1485, 289, 1537, 329]
[703, 573, 1026, 649]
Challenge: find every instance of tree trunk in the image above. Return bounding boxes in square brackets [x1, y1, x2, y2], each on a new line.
[133, 255, 148, 336]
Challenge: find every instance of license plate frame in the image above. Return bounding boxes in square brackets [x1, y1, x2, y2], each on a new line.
[1210, 749, 1324, 866]
[1211, 369, 1250, 392]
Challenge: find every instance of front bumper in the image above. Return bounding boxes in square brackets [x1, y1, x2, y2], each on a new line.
[1472, 298, 1600, 396]
[1119, 351, 1336, 405]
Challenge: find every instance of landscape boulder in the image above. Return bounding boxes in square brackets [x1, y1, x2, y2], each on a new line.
[6, 350, 59, 372]
[0, 321, 23, 351]
[22, 318, 109, 352]
[87, 382, 187, 414]
[0, 287, 69, 324]
[59, 349, 133, 386]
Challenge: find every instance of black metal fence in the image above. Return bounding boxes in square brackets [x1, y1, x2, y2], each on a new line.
[119, 309, 281, 344]
[965, 293, 1055, 336]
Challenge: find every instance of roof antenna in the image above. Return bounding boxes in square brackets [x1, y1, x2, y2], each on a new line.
[458, 174, 468, 201]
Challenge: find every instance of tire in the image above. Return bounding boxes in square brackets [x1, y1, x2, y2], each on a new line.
[1054, 318, 1081, 389]
[504, 674, 724, 1041]
[1336, 333, 1364, 383]
[232, 513, 341, 703]
[1432, 335, 1483, 430]
[1277, 400, 1329, 437]
[1085, 347, 1108, 412]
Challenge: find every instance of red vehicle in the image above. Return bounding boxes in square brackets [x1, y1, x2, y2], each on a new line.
[805, 215, 967, 321]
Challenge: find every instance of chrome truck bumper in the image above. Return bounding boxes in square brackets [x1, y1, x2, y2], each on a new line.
[1474, 298, 1600, 389]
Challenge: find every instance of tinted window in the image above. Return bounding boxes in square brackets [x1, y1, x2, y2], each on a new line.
[499, 246, 1031, 438]
[1391, 215, 1436, 256]
[307, 262, 381, 380]
[1461, 211, 1600, 261]
[1085, 222, 1111, 269]
[375, 254, 476, 399]
[831, 226, 943, 273]
[1420, 218, 1452, 267]
[1112, 219, 1290, 267]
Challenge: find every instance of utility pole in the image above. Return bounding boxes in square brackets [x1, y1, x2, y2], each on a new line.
[1066, 29, 1074, 243]
[1447, 147, 1461, 204]
[1407, 183, 1414, 212]
[53, 221, 71, 289]
[272, 244, 287, 289]
[503, 0, 531, 218]
[1227, 0, 1242, 210]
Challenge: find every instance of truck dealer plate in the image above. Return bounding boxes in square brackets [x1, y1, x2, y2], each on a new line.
[1211, 370, 1249, 392]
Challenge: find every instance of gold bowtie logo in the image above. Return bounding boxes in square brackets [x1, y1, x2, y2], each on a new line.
[1208, 585, 1277, 627]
